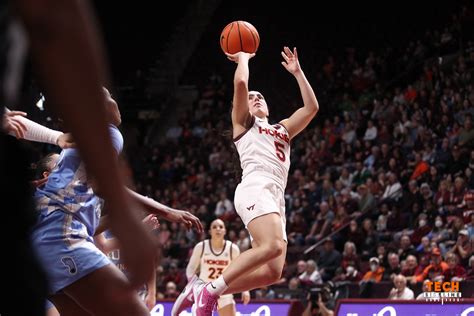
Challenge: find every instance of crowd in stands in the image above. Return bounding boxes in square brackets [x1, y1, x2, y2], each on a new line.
[25, 5, 474, 300]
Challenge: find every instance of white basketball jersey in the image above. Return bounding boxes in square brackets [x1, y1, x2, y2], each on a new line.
[199, 240, 233, 282]
[234, 117, 290, 188]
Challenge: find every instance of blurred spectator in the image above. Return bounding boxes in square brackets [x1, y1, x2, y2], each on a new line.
[411, 214, 432, 246]
[448, 229, 472, 266]
[214, 191, 234, 219]
[306, 202, 334, 243]
[358, 184, 376, 214]
[236, 229, 250, 252]
[466, 256, 474, 280]
[360, 219, 378, 260]
[416, 279, 431, 300]
[416, 248, 449, 282]
[346, 220, 365, 247]
[402, 255, 422, 284]
[382, 173, 403, 202]
[383, 253, 402, 281]
[443, 253, 466, 281]
[398, 235, 418, 261]
[362, 257, 385, 282]
[163, 281, 179, 299]
[298, 260, 322, 287]
[388, 274, 414, 299]
[341, 241, 361, 271]
[317, 238, 342, 281]
[255, 286, 276, 300]
[363, 120, 378, 141]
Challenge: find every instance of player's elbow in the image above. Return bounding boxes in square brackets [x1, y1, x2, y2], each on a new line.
[307, 102, 319, 117]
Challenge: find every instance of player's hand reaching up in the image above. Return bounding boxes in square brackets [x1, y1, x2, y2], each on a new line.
[281, 46, 301, 76]
[163, 209, 203, 233]
[225, 51, 255, 63]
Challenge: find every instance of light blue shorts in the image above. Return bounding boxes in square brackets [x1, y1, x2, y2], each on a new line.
[32, 210, 110, 294]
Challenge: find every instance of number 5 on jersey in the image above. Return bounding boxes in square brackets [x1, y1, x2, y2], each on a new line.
[274, 141, 286, 162]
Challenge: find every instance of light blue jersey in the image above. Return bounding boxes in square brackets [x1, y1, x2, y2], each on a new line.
[32, 125, 123, 294]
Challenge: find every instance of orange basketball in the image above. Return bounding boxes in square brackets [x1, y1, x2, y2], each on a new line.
[220, 21, 260, 54]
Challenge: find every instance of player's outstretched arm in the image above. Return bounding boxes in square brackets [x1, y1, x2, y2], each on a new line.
[4, 108, 75, 148]
[126, 188, 204, 234]
[226, 52, 255, 136]
[279, 47, 319, 140]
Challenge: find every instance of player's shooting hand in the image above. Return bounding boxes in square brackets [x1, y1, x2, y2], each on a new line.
[225, 51, 255, 63]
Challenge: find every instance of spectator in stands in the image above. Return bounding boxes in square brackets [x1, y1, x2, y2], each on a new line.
[428, 216, 450, 254]
[382, 172, 403, 203]
[362, 257, 385, 283]
[255, 286, 275, 300]
[363, 120, 378, 141]
[416, 279, 431, 300]
[341, 241, 361, 271]
[236, 229, 250, 252]
[306, 202, 334, 243]
[351, 162, 372, 188]
[411, 214, 432, 246]
[434, 138, 452, 171]
[357, 184, 376, 214]
[288, 212, 308, 246]
[467, 213, 474, 238]
[346, 220, 365, 247]
[163, 263, 186, 290]
[298, 260, 322, 287]
[402, 255, 422, 284]
[317, 238, 342, 281]
[434, 180, 451, 212]
[334, 264, 363, 282]
[164, 281, 179, 299]
[388, 274, 414, 300]
[416, 248, 449, 282]
[401, 180, 423, 222]
[214, 191, 234, 220]
[466, 256, 474, 280]
[360, 218, 378, 260]
[458, 114, 474, 149]
[375, 202, 391, 241]
[443, 253, 466, 281]
[383, 253, 402, 281]
[376, 244, 389, 269]
[398, 235, 418, 261]
[277, 277, 302, 300]
[448, 229, 472, 266]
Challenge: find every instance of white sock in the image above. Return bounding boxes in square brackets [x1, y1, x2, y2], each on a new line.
[206, 275, 228, 295]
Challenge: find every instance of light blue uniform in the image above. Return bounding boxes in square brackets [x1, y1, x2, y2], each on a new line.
[32, 125, 123, 294]
[104, 230, 148, 299]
